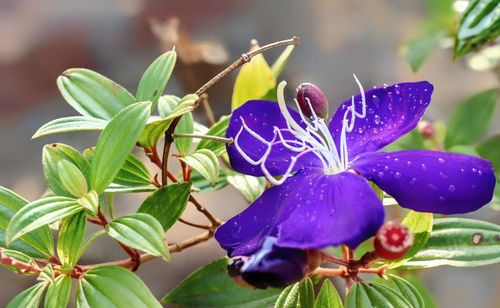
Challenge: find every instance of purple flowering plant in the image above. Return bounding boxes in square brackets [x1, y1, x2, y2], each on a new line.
[1, 3, 499, 305]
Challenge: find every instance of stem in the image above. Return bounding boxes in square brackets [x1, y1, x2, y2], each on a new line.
[313, 267, 346, 277]
[172, 133, 233, 144]
[0, 248, 42, 275]
[81, 231, 213, 270]
[189, 196, 221, 228]
[178, 218, 211, 230]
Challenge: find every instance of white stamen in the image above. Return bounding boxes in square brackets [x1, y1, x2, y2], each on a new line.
[232, 76, 368, 184]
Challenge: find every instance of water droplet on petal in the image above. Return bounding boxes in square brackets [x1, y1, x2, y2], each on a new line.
[394, 172, 401, 179]
[421, 163, 427, 170]
[448, 185, 455, 192]
[438, 158, 445, 164]
[378, 171, 384, 178]
[410, 177, 417, 185]
[373, 115, 381, 125]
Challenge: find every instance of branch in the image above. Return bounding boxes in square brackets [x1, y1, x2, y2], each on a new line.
[172, 133, 233, 144]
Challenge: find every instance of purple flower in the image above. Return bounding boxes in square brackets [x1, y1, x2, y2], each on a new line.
[215, 77, 496, 257]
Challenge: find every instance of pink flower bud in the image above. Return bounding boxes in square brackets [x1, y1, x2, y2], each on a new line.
[296, 83, 329, 119]
[374, 221, 413, 260]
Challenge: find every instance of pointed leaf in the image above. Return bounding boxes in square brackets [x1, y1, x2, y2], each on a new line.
[179, 149, 219, 187]
[77, 265, 162, 308]
[90, 101, 152, 193]
[136, 50, 177, 106]
[57, 211, 87, 267]
[275, 283, 300, 308]
[57, 160, 89, 198]
[138, 94, 196, 148]
[298, 278, 315, 308]
[231, 48, 276, 110]
[57, 68, 135, 120]
[0, 187, 54, 258]
[138, 183, 191, 231]
[226, 173, 266, 202]
[196, 115, 230, 157]
[7, 282, 47, 308]
[33, 116, 108, 138]
[163, 258, 280, 307]
[454, 0, 500, 58]
[271, 44, 295, 78]
[375, 275, 424, 308]
[45, 276, 72, 308]
[105, 213, 169, 260]
[445, 89, 497, 148]
[402, 218, 500, 269]
[345, 282, 412, 308]
[6, 196, 83, 244]
[403, 275, 437, 308]
[388, 211, 433, 268]
[43, 143, 91, 198]
[315, 279, 343, 308]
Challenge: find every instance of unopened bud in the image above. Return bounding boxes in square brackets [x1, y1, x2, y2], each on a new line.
[417, 121, 435, 140]
[374, 221, 413, 260]
[296, 83, 329, 119]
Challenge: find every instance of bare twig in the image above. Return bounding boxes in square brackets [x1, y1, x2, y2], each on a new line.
[172, 133, 233, 144]
[200, 93, 216, 126]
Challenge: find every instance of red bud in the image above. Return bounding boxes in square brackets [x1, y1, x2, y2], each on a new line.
[296, 83, 329, 119]
[374, 221, 413, 260]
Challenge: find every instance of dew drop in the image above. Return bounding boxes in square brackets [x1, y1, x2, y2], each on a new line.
[421, 163, 427, 170]
[378, 171, 384, 178]
[428, 183, 437, 190]
[394, 172, 401, 179]
[358, 127, 364, 134]
[439, 196, 445, 202]
[373, 115, 381, 125]
[472, 168, 477, 173]
[407, 161, 412, 166]
[384, 165, 389, 171]
[410, 177, 417, 185]
[438, 158, 445, 164]
[448, 184, 455, 192]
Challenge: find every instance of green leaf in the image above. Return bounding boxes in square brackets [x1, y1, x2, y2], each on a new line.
[76, 190, 99, 215]
[138, 94, 196, 148]
[90, 101, 152, 194]
[136, 50, 177, 106]
[448, 144, 481, 156]
[374, 275, 424, 308]
[445, 89, 497, 149]
[77, 265, 162, 308]
[174, 111, 194, 156]
[43, 143, 91, 198]
[57, 68, 136, 120]
[425, 0, 455, 25]
[196, 115, 230, 157]
[275, 283, 300, 308]
[57, 160, 89, 198]
[401, 217, 500, 269]
[138, 183, 191, 231]
[231, 47, 276, 110]
[454, 0, 500, 59]
[45, 276, 72, 308]
[32, 116, 108, 139]
[180, 149, 220, 187]
[402, 29, 447, 72]
[57, 211, 87, 267]
[477, 134, 500, 172]
[271, 44, 295, 78]
[226, 173, 266, 203]
[388, 211, 433, 269]
[190, 169, 229, 192]
[0, 187, 54, 258]
[85, 148, 153, 191]
[7, 282, 47, 308]
[402, 275, 437, 308]
[345, 282, 412, 308]
[105, 213, 169, 260]
[298, 278, 315, 308]
[384, 129, 425, 151]
[6, 196, 83, 244]
[315, 280, 343, 308]
[163, 258, 280, 307]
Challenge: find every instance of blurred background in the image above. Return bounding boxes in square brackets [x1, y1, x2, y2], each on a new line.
[0, 0, 499, 306]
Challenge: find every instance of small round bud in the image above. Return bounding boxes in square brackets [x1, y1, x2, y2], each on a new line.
[296, 83, 329, 119]
[374, 221, 413, 260]
[417, 121, 435, 140]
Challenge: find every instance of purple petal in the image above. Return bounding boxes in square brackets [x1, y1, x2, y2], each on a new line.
[277, 171, 385, 249]
[226, 100, 321, 177]
[352, 150, 496, 214]
[329, 81, 433, 159]
[215, 170, 310, 256]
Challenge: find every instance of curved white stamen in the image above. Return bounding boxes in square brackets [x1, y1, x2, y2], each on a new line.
[232, 76, 368, 184]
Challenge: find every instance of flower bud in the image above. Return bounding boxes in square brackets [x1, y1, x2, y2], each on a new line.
[417, 121, 435, 140]
[296, 82, 329, 119]
[227, 237, 319, 289]
[374, 221, 413, 260]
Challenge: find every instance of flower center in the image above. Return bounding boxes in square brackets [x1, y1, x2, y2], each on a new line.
[233, 75, 367, 185]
